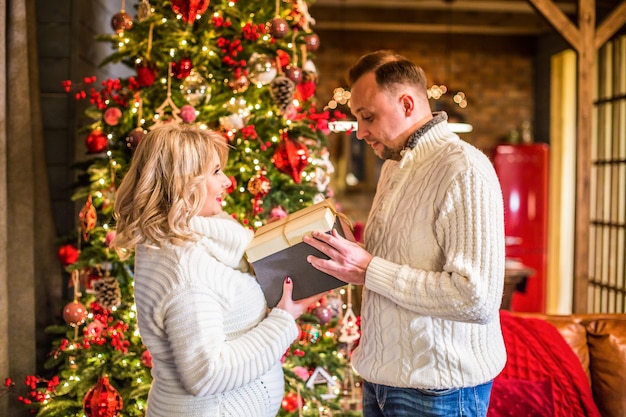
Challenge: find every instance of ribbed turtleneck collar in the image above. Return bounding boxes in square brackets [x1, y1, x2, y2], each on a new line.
[190, 213, 253, 269]
[399, 111, 457, 168]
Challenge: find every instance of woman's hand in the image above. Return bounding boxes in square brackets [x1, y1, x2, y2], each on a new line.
[275, 276, 323, 319]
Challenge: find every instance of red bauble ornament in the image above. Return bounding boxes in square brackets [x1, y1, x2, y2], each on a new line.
[103, 107, 122, 126]
[173, 57, 193, 79]
[57, 244, 79, 265]
[136, 61, 157, 87]
[304, 33, 320, 51]
[180, 104, 197, 123]
[171, 0, 210, 24]
[281, 391, 303, 412]
[83, 376, 123, 417]
[125, 128, 145, 150]
[312, 305, 333, 325]
[111, 11, 133, 34]
[86, 130, 108, 153]
[268, 17, 289, 39]
[285, 66, 303, 84]
[63, 301, 88, 327]
[273, 138, 309, 183]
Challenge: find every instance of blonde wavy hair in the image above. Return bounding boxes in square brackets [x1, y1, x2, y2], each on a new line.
[111, 124, 230, 260]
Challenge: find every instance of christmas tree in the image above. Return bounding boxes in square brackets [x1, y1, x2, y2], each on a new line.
[3, 0, 363, 416]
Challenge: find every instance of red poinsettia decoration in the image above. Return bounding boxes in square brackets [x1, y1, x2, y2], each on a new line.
[272, 136, 309, 183]
[171, 0, 210, 24]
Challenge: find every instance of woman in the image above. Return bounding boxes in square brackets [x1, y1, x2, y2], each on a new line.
[112, 124, 318, 417]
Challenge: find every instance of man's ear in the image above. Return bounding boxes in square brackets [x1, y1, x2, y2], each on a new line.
[400, 94, 415, 116]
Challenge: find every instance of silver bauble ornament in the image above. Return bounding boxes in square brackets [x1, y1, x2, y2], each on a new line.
[181, 70, 211, 106]
[247, 53, 277, 86]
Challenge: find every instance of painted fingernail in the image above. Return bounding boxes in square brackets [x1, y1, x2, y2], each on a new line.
[285, 276, 292, 284]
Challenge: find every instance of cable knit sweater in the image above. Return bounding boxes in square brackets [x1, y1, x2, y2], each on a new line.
[133, 212, 299, 417]
[352, 114, 507, 389]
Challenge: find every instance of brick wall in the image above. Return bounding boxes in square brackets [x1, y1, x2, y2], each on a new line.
[312, 30, 537, 154]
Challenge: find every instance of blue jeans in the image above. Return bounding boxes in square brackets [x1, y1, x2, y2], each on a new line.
[362, 380, 493, 417]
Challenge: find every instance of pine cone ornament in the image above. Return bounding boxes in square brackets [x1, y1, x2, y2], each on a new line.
[92, 276, 122, 310]
[270, 76, 295, 113]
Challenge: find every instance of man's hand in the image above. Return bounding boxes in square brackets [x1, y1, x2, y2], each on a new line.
[303, 229, 373, 286]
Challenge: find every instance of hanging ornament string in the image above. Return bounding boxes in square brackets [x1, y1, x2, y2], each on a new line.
[150, 62, 182, 129]
[273, 0, 283, 75]
[291, 31, 299, 67]
[338, 284, 359, 405]
[275, 56, 284, 75]
[297, 384, 303, 417]
[72, 270, 82, 302]
[338, 284, 359, 343]
[146, 23, 154, 60]
[136, 94, 143, 129]
[133, 22, 151, 132]
[71, 270, 82, 339]
[300, 3, 310, 67]
[300, 43, 307, 68]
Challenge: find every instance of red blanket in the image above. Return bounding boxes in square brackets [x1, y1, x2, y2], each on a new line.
[488, 311, 601, 417]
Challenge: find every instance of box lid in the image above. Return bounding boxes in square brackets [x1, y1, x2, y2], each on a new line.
[246, 199, 337, 263]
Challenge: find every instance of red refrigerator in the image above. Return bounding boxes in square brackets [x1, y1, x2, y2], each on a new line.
[492, 143, 549, 313]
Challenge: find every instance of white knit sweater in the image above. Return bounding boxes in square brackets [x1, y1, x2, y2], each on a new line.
[352, 117, 507, 389]
[133, 213, 299, 417]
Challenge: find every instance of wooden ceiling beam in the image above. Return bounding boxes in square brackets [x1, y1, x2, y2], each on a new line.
[527, 0, 582, 48]
[311, 0, 577, 14]
[312, 21, 545, 36]
[595, 1, 626, 48]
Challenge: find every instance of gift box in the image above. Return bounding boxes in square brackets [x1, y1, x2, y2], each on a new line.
[246, 199, 348, 308]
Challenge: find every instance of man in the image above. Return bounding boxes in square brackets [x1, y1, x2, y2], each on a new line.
[304, 50, 506, 416]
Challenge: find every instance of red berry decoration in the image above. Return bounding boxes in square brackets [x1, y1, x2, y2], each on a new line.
[83, 376, 123, 417]
[273, 138, 309, 183]
[281, 391, 303, 412]
[268, 17, 289, 39]
[86, 130, 108, 153]
[63, 301, 88, 327]
[57, 244, 79, 265]
[173, 57, 193, 79]
[136, 61, 157, 87]
[141, 350, 153, 368]
[111, 11, 133, 34]
[171, 0, 210, 24]
[304, 33, 320, 51]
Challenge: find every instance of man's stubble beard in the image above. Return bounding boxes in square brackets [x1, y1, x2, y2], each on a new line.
[379, 144, 403, 161]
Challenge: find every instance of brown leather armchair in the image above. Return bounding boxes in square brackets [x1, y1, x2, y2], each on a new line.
[516, 313, 626, 417]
